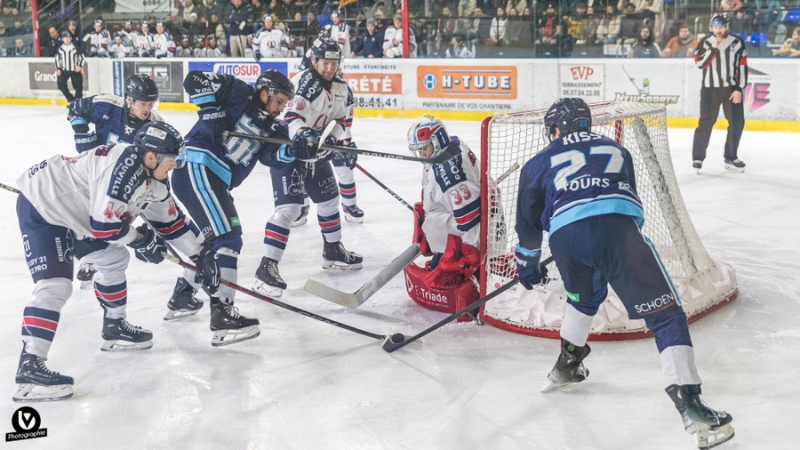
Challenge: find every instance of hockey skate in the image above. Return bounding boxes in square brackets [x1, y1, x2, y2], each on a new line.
[542, 339, 591, 393]
[253, 257, 287, 298]
[292, 205, 309, 227]
[164, 277, 204, 320]
[666, 384, 734, 449]
[209, 297, 260, 347]
[322, 241, 363, 270]
[724, 159, 745, 173]
[693, 160, 702, 174]
[342, 204, 364, 224]
[101, 317, 154, 351]
[13, 351, 74, 402]
[77, 262, 96, 289]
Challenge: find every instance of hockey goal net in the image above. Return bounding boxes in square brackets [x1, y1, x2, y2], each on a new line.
[478, 101, 738, 340]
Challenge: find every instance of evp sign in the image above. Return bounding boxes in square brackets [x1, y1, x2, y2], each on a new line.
[417, 66, 517, 100]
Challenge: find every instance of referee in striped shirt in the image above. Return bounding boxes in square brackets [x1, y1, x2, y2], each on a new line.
[55, 30, 85, 102]
[692, 13, 747, 173]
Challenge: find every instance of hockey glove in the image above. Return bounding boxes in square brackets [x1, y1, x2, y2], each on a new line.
[195, 247, 221, 295]
[254, 50, 261, 61]
[128, 225, 167, 264]
[514, 245, 548, 290]
[437, 243, 480, 280]
[290, 127, 323, 161]
[317, 134, 338, 161]
[343, 141, 358, 169]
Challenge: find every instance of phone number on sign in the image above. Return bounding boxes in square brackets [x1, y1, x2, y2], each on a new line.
[354, 97, 399, 109]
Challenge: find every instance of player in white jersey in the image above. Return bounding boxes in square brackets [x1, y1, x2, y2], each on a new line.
[152, 22, 176, 58]
[324, 11, 350, 58]
[194, 35, 226, 57]
[402, 115, 483, 315]
[131, 21, 155, 57]
[175, 35, 193, 57]
[254, 37, 362, 297]
[253, 14, 291, 59]
[84, 19, 111, 57]
[12, 123, 211, 402]
[383, 14, 417, 58]
[109, 32, 133, 58]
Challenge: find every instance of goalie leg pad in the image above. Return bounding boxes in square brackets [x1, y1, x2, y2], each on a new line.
[404, 263, 479, 321]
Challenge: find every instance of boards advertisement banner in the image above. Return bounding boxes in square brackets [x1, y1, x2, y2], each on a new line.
[113, 0, 170, 14]
[413, 63, 531, 112]
[558, 64, 605, 103]
[188, 60, 289, 86]
[122, 61, 184, 103]
[28, 62, 89, 92]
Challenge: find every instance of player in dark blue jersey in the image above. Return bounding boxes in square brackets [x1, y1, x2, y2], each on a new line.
[66, 73, 163, 288]
[515, 98, 733, 448]
[171, 69, 322, 346]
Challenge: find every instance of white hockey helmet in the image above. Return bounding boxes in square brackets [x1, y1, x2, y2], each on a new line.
[407, 115, 450, 158]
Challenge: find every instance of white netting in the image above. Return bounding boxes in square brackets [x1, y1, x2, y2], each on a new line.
[480, 101, 737, 337]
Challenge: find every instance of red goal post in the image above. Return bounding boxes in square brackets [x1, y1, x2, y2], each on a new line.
[478, 101, 738, 341]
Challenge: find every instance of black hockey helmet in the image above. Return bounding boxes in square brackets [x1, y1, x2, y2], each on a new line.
[125, 73, 159, 102]
[134, 122, 185, 166]
[544, 98, 592, 139]
[310, 37, 341, 62]
[255, 70, 295, 100]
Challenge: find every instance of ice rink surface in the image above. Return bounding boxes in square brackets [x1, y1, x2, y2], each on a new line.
[0, 105, 798, 449]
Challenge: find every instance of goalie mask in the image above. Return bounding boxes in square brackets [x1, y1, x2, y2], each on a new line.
[407, 115, 450, 159]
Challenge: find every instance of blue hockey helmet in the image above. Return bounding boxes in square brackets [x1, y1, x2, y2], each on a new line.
[543, 97, 592, 140]
[134, 122, 185, 167]
[125, 73, 159, 102]
[407, 115, 450, 159]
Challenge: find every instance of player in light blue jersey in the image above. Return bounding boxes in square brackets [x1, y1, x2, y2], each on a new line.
[515, 98, 734, 449]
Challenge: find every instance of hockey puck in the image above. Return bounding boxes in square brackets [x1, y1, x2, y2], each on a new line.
[390, 333, 405, 344]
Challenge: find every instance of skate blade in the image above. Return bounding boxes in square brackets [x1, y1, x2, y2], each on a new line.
[164, 309, 201, 321]
[343, 214, 364, 224]
[100, 339, 154, 352]
[724, 164, 744, 173]
[693, 423, 734, 450]
[541, 368, 588, 393]
[291, 217, 308, 228]
[211, 326, 260, 347]
[322, 261, 363, 271]
[252, 281, 284, 298]
[13, 383, 74, 402]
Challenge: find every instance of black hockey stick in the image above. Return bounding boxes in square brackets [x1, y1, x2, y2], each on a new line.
[354, 163, 413, 211]
[140, 217, 400, 343]
[0, 182, 20, 193]
[221, 130, 460, 164]
[382, 256, 555, 353]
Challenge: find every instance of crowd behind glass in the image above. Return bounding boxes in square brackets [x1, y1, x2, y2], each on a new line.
[1, 0, 799, 58]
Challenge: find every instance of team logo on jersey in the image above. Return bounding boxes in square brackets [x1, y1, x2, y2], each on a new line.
[124, 125, 135, 135]
[294, 98, 306, 111]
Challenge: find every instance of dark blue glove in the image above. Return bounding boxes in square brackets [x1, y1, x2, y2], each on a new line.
[128, 225, 167, 264]
[254, 50, 261, 61]
[514, 245, 548, 290]
[290, 127, 323, 161]
[195, 247, 221, 295]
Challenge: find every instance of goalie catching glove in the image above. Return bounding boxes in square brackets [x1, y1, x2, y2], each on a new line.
[424, 234, 480, 287]
[128, 225, 167, 264]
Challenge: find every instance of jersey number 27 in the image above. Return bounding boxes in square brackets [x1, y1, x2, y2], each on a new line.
[550, 145, 624, 190]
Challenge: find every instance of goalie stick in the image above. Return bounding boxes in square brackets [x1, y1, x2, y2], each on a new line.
[222, 130, 460, 164]
[382, 256, 555, 353]
[304, 244, 421, 308]
[138, 217, 403, 343]
[0, 182, 20, 193]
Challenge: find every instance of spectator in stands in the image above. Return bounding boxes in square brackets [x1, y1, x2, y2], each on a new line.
[618, 2, 638, 45]
[505, 7, 525, 45]
[728, 10, 751, 37]
[11, 37, 27, 56]
[459, 0, 477, 18]
[754, 0, 782, 18]
[637, 0, 664, 41]
[227, 0, 250, 56]
[383, 13, 416, 57]
[506, 0, 526, 15]
[263, 0, 286, 19]
[352, 16, 382, 57]
[775, 26, 800, 57]
[465, 7, 489, 45]
[304, 9, 321, 51]
[718, 0, 742, 13]
[445, 32, 476, 57]
[660, 22, 696, 57]
[570, 2, 589, 44]
[183, 0, 197, 21]
[489, 7, 507, 46]
[519, 7, 535, 43]
[438, 5, 457, 44]
[536, 4, 560, 46]
[46, 26, 62, 56]
[549, 23, 574, 57]
[629, 24, 659, 57]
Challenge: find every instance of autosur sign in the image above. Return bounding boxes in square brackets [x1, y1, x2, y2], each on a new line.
[212, 63, 262, 83]
[417, 66, 517, 100]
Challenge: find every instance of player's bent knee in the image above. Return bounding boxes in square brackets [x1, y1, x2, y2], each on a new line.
[315, 197, 340, 217]
[271, 204, 302, 229]
[32, 278, 73, 306]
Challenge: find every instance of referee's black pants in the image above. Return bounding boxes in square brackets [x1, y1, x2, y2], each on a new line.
[57, 71, 83, 102]
[692, 87, 745, 162]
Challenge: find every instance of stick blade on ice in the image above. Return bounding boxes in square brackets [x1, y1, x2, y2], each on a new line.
[303, 280, 360, 308]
